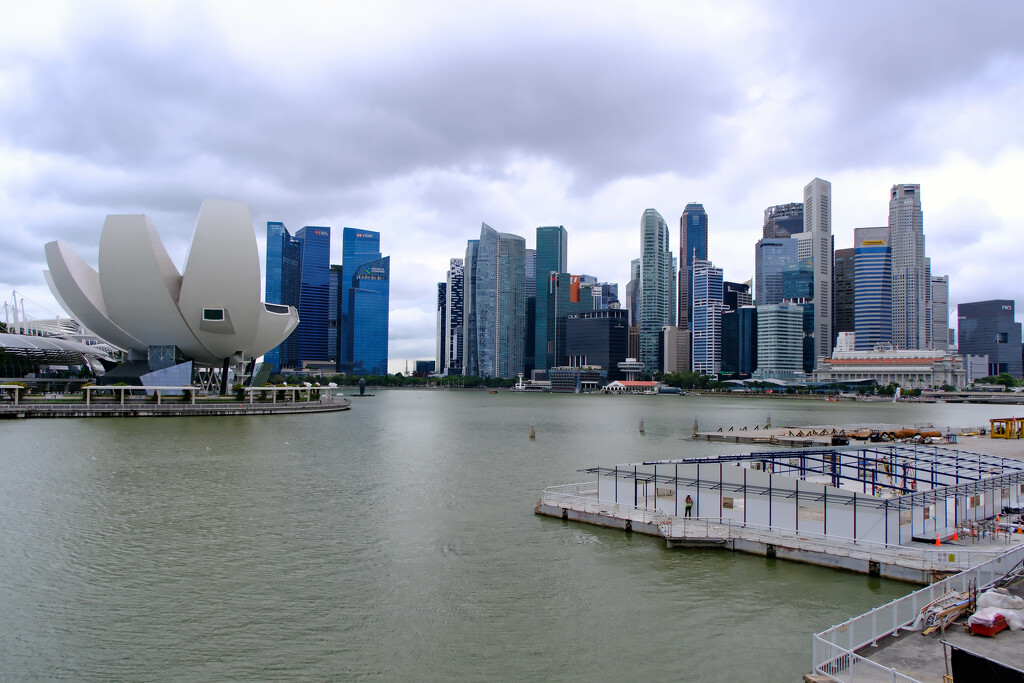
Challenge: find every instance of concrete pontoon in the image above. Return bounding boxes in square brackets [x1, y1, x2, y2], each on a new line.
[537, 444, 1024, 583]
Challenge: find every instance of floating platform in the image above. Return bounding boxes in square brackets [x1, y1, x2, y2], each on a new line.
[0, 398, 351, 419]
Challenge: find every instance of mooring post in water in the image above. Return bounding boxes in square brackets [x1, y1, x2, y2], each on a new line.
[766, 413, 771, 429]
[639, 416, 645, 433]
[529, 417, 536, 439]
[692, 417, 698, 437]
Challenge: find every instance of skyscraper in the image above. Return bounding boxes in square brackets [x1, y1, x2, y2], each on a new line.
[638, 209, 676, 374]
[679, 203, 708, 329]
[804, 177, 832, 366]
[339, 228, 389, 375]
[264, 222, 331, 371]
[691, 258, 724, 375]
[853, 226, 892, 351]
[534, 226, 567, 373]
[889, 184, 928, 350]
[264, 221, 301, 371]
[931, 275, 949, 353]
[524, 248, 536, 374]
[754, 237, 798, 306]
[467, 223, 526, 378]
[445, 258, 464, 373]
[958, 300, 1022, 377]
[626, 258, 640, 327]
[294, 226, 332, 366]
[754, 303, 805, 380]
[762, 202, 804, 239]
[435, 281, 447, 373]
[833, 248, 855, 351]
[462, 240, 479, 377]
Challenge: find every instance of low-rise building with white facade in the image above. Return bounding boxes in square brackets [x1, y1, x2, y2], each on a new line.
[813, 344, 967, 389]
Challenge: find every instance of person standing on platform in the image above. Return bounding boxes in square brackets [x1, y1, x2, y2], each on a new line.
[684, 494, 693, 517]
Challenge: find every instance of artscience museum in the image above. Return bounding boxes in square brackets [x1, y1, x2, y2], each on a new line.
[44, 199, 299, 392]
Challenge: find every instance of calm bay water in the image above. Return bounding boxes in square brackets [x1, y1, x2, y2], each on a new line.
[2, 392, 1020, 681]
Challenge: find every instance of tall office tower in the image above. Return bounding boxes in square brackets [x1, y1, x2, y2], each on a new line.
[833, 247, 855, 350]
[265, 223, 331, 371]
[338, 228, 388, 375]
[524, 249, 536, 375]
[462, 240, 479, 377]
[931, 275, 949, 353]
[662, 326, 691, 373]
[679, 203, 708, 329]
[754, 238, 798, 306]
[804, 177, 832, 366]
[721, 306, 757, 376]
[853, 227, 892, 351]
[762, 202, 804, 239]
[534, 226, 567, 373]
[958, 300, 1022, 377]
[294, 227, 332, 366]
[435, 281, 447, 372]
[723, 281, 752, 312]
[470, 223, 526, 378]
[889, 184, 928, 349]
[638, 209, 676, 374]
[782, 260, 815, 373]
[593, 282, 619, 310]
[753, 303, 805, 379]
[691, 259, 724, 375]
[626, 258, 640, 326]
[339, 228, 389, 375]
[444, 258, 464, 373]
[264, 221, 301, 371]
[329, 264, 342, 364]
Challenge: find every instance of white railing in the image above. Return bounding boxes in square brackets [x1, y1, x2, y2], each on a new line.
[812, 543, 1024, 682]
[541, 484, 1017, 571]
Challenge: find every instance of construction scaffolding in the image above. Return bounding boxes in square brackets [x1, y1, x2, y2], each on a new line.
[583, 445, 1024, 546]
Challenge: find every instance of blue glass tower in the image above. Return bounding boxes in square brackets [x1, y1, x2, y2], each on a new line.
[264, 222, 301, 372]
[294, 226, 331, 366]
[534, 226, 567, 373]
[679, 203, 708, 329]
[339, 228, 389, 375]
[853, 227, 892, 350]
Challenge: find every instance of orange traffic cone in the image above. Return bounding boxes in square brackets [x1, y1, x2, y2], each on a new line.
[935, 533, 941, 546]
[952, 530, 959, 541]
[1017, 524, 1023, 535]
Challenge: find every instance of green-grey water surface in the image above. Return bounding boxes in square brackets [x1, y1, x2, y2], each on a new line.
[2, 392, 1019, 680]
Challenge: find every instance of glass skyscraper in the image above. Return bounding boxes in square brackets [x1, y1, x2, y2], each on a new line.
[294, 226, 332, 365]
[639, 209, 676, 375]
[339, 228, 389, 375]
[264, 221, 301, 371]
[679, 203, 708, 330]
[804, 177, 832, 367]
[465, 224, 526, 378]
[534, 226, 567, 373]
[754, 237, 798, 306]
[264, 222, 329, 371]
[691, 258, 724, 375]
[853, 226, 892, 351]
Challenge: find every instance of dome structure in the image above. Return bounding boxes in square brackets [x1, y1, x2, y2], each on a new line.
[43, 199, 299, 368]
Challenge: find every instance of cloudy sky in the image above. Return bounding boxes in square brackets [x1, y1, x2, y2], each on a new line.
[3, 0, 1023, 369]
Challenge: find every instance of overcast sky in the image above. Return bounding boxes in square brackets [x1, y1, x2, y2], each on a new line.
[3, 1, 1023, 370]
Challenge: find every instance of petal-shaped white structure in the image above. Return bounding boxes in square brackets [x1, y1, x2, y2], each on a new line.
[44, 201, 297, 369]
[43, 240, 146, 353]
[178, 200, 261, 360]
[98, 214, 214, 363]
[252, 303, 300, 359]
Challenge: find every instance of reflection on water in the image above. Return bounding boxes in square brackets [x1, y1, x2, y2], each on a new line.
[1, 392, 1014, 679]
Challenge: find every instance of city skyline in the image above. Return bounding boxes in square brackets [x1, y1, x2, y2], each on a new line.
[3, 2, 1024, 370]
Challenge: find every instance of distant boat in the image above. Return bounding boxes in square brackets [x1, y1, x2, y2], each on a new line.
[489, 389, 498, 394]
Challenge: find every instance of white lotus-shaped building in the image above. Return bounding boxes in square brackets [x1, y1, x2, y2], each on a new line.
[43, 199, 299, 370]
